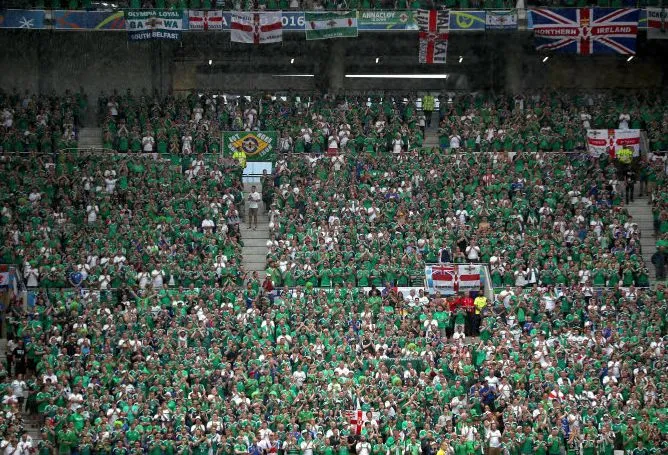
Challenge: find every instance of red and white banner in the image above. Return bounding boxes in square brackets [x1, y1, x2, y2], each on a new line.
[586, 129, 640, 158]
[417, 9, 449, 64]
[457, 264, 481, 290]
[346, 409, 363, 435]
[426, 265, 456, 290]
[345, 409, 379, 435]
[647, 8, 668, 39]
[188, 10, 225, 31]
[426, 264, 481, 293]
[231, 11, 283, 44]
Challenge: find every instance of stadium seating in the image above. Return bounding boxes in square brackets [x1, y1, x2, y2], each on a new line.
[0, 89, 666, 455]
[0, 90, 82, 155]
[0, 151, 245, 289]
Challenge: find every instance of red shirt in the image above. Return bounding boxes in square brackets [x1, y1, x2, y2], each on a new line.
[462, 296, 474, 312]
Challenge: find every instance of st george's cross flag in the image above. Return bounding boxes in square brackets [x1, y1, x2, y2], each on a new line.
[531, 8, 639, 55]
[230, 11, 282, 44]
[417, 9, 449, 64]
[188, 10, 224, 31]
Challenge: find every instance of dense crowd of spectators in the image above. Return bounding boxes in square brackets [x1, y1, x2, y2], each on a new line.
[0, 90, 83, 156]
[0, 278, 666, 453]
[0, 151, 246, 289]
[0, 89, 666, 454]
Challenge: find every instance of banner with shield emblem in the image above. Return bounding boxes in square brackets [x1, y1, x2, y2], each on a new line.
[222, 131, 277, 162]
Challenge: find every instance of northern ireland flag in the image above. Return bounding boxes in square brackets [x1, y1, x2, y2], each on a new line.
[531, 8, 639, 55]
[457, 264, 481, 290]
[647, 8, 668, 39]
[586, 129, 640, 158]
[231, 11, 282, 44]
[188, 10, 224, 31]
[417, 9, 449, 64]
[346, 409, 364, 435]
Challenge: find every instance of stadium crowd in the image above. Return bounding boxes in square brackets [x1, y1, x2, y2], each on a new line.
[0, 150, 246, 289]
[0, 276, 666, 453]
[0, 88, 666, 454]
[0, 90, 82, 156]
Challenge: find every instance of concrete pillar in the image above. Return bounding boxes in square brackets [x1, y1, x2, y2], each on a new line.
[327, 40, 346, 94]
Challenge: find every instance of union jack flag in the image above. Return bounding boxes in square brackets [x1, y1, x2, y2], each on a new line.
[531, 8, 639, 55]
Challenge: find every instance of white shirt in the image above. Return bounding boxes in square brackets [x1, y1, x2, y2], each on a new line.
[465, 245, 480, 260]
[142, 136, 155, 152]
[248, 191, 261, 209]
[356, 441, 372, 455]
[486, 429, 502, 448]
[300, 440, 315, 455]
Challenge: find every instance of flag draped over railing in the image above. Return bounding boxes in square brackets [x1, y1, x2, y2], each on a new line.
[417, 9, 449, 64]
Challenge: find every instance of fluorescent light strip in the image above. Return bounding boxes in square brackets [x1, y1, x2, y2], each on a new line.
[345, 74, 448, 79]
[272, 74, 315, 77]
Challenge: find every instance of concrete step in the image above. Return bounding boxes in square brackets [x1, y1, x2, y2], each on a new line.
[242, 246, 269, 255]
[624, 195, 656, 273]
[241, 229, 271, 240]
[243, 253, 267, 263]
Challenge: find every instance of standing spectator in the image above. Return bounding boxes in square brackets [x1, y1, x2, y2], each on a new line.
[247, 185, 261, 230]
[422, 94, 435, 128]
[651, 246, 666, 280]
[12, 341, 26, 376]
[485, 422, 502, 455]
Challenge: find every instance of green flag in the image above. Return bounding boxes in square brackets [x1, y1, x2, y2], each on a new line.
[305, 11, 358, 40]
[222, 131, 277, 162]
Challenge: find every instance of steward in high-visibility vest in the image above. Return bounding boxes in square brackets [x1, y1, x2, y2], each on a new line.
[617, 147, 633, 165]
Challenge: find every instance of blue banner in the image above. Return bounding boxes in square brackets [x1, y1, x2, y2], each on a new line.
[0, 9, 45, 29]
[218, 11, 304, 30]
[54, 10, 126, 30]
[281, 11, 305, 30]
[527, 8, 647, 30]
[531, 8, 639, 55]
[639, 8, 647, 29]
[450, 10, 486, 31]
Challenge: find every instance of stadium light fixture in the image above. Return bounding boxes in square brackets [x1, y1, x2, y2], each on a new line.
[627, 55, 634, 62]
[208, 59, 212, 66]
[290, 58, 295, 64]
[542, 56, 549, 63]
[375, 57, 380, 64]
[345, 74, 448, 79]
[273, 74, 315, 77]
[459, 56, 463, 63]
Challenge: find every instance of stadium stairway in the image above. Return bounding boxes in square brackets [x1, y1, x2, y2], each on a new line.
[77, 127, 103, 149]
[0, 339, 43, 444]
[240, 183, 270, 279]
[423, 123, 440, 149]
[626, 188, 656, 273]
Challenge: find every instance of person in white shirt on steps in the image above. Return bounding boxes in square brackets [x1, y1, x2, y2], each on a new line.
[247, 186, 261, 230]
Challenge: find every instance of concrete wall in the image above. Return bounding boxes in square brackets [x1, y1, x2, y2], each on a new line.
[0, 30, 665, 97]
[0, 31, 166, 95]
